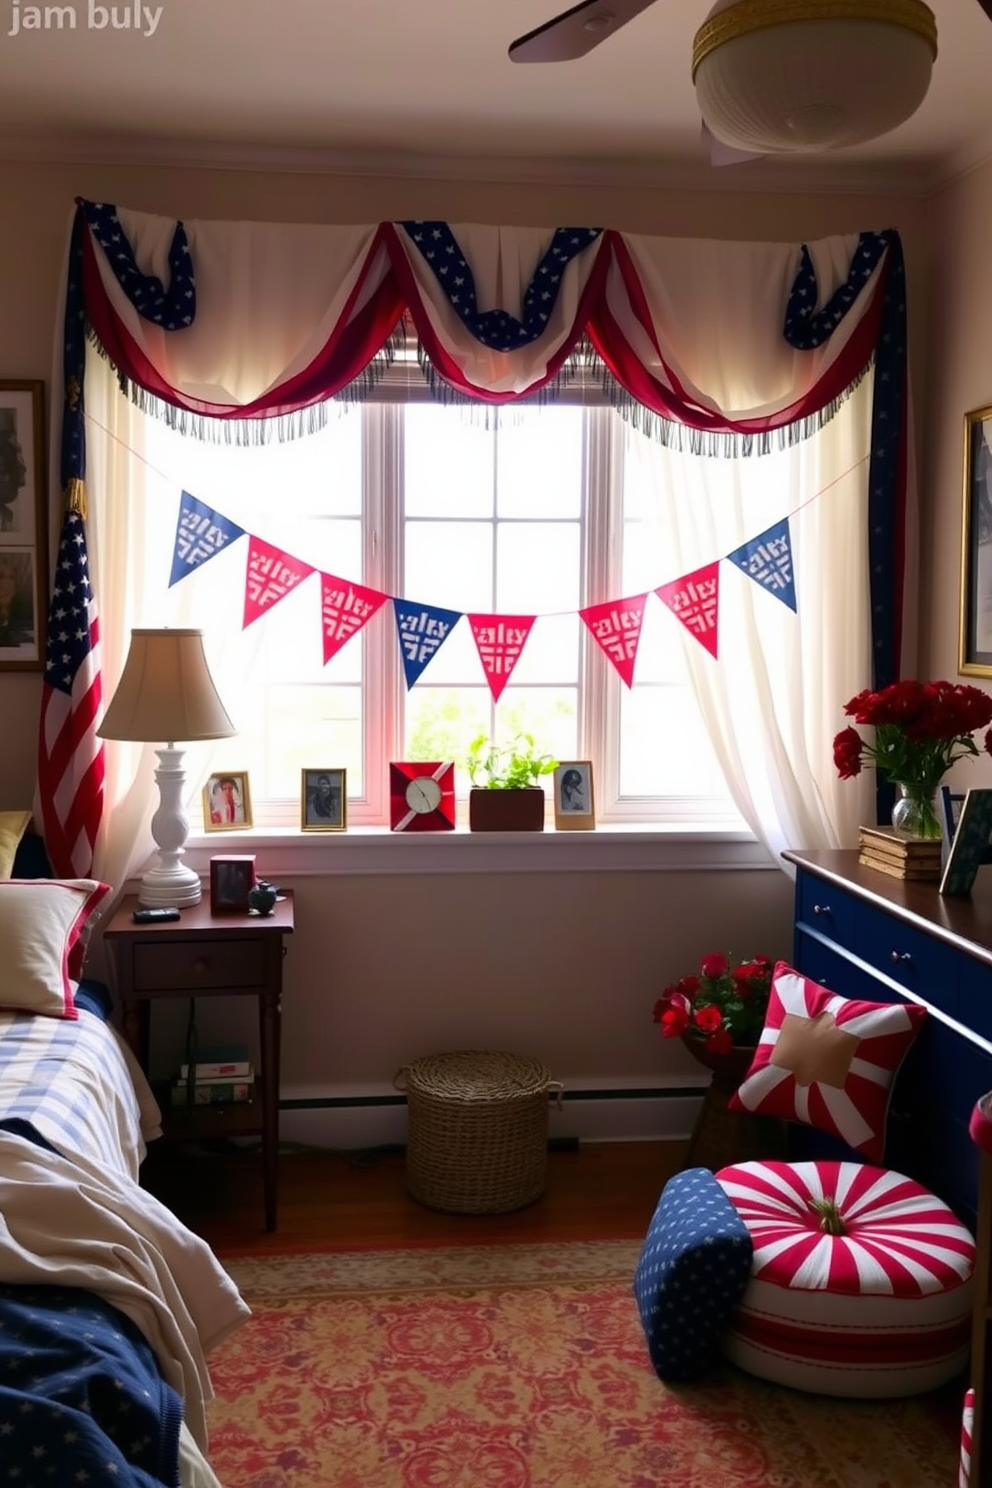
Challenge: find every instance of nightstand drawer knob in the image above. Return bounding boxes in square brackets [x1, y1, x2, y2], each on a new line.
[193, 957, 209, 975]
[891, 951, 912, 964]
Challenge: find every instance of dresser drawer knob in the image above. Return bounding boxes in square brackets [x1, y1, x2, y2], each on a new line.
[890, 951, 912, 964]
[813, 903, 830, 916]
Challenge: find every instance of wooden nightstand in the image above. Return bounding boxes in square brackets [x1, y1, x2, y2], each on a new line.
[104, 891, 295, 1232]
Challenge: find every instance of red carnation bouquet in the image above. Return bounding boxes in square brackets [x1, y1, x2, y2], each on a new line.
[833, 679, 992, 837]
[653, 951, 774, 1055]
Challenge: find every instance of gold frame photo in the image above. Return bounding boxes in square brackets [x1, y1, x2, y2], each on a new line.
[301, 769, 347, 831]
[553, 761, 596, 831]
[202, 771, 253, 831]
[0, 380, 47, 672]
[959, 403, 992, 675]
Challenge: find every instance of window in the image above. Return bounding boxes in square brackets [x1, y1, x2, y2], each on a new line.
[140, 378, 744, 831]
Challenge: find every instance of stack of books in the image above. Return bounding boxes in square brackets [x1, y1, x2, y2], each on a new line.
[857, 824, 943, 882]
[171, 1044, 255, 1106]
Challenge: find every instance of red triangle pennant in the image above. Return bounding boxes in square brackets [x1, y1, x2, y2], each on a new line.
[655, 563, 720, 659]
[467, 614, 537, 702]
[579, 594, 648, 688]
[320, 573, 389, 664]
[243, 537, 315, 628]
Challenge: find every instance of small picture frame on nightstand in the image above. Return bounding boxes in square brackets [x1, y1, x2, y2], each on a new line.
[210, 854, 257, 914]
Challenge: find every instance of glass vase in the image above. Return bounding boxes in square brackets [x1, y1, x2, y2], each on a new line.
[891, 782, 943, 840]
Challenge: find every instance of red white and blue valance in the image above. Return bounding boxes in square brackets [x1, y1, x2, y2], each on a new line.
[58, 200, 908, 684]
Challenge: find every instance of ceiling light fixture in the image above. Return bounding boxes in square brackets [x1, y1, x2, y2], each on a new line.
[691, 0, 937, 155]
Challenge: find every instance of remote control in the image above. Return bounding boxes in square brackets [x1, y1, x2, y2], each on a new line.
[132, 907, 181, 923]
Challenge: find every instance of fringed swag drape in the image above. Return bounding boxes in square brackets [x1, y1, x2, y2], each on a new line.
[38, 202, 915, 881]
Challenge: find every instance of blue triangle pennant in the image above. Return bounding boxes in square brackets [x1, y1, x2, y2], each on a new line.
[726, 518, 796, 612]
[393, 599, 463, 688]
[169, 492, 247, 587]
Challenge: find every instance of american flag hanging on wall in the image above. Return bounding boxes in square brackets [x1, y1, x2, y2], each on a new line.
[35, 207, 105, 878]
[35, 508, 104, 877]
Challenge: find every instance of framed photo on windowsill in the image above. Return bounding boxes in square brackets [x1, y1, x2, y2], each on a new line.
[959, 403, 992, 675]
[553, 761, 596, 831]
[301, 768, 347, 831]
[203, 771, 252, 831]
[0, 381, 47, 673]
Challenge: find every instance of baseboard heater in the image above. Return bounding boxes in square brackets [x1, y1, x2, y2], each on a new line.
[278, 1083, 705, 1113]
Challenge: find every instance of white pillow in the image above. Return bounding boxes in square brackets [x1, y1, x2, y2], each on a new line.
[0, 879, 111, 1018]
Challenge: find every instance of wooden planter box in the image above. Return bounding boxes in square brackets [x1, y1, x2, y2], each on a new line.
[469, 788, 545, 832]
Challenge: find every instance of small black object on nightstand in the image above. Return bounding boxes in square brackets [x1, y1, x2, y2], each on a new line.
[132, 907, 181, 923]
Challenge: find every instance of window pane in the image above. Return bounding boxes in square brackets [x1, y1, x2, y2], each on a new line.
[232, 683, 363, 800]
[619, 683, 725, 797]
[509, 613, 579, 685]
[497, 522, 579, 613]
[405, 685, 492, 800]
[404, 406, 494, 517]
[495, 688, 578, 765]
[496, 408, 582, 518]
[405, 520, 492, 613]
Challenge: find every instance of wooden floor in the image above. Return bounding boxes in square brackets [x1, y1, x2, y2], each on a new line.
[142, 1138, 687, 1256]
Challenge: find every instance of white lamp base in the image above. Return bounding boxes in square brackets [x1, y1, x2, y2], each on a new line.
[140, 745, 203, 908]
[138, 862, 203, 908]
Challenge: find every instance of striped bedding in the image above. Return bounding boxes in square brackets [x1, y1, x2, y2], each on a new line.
[0, 999, 161, 1178]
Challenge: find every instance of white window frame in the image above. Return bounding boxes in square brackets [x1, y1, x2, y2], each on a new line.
[144, 348, 748, 840]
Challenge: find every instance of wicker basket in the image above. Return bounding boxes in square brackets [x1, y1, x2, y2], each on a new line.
[396, 1050, 562, 1214]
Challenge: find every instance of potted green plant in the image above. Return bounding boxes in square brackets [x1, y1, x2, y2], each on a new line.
[465, 733, 559, 832]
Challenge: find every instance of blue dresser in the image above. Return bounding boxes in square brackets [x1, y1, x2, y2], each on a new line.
[784, 849, 992, 1230]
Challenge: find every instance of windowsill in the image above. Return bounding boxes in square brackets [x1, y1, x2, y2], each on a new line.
[181, 824, 777, 877]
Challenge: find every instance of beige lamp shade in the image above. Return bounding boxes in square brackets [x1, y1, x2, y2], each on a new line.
[98, 628, 235, 744]
[692, 0, 938, 154]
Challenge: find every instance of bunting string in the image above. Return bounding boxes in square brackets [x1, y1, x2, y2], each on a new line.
[80, 407, 870, 702]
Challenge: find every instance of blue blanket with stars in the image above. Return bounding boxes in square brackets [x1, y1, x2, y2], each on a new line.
[0, 1281, 183, 1487]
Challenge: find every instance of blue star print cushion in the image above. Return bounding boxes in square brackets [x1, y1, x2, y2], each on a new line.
[632, 1166, 754, 1382]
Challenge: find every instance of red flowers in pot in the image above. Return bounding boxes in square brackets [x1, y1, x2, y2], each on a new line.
[653, 951, 774, 1056]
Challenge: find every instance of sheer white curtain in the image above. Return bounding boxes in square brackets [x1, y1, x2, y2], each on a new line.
[628, 373, 881, 861]
[86, 351, 265, 893]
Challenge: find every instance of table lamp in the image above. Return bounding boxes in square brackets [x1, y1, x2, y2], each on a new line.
[97, 628, 236, 907]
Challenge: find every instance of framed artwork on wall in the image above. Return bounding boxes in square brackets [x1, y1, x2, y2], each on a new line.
[959, 403, 992, 676]
[0, 381, 47, 672]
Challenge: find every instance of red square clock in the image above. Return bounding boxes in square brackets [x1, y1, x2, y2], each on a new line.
[389, 762, 456, 831]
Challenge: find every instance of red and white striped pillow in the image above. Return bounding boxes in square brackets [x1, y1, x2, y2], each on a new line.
[728, 962, 926, 1162]
[0, 879, 111, 1018]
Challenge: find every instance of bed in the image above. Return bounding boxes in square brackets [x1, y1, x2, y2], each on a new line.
[0, 814, 250, 1488]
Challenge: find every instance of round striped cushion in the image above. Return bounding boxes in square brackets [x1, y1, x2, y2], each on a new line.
[715, 1159, 975, 1397]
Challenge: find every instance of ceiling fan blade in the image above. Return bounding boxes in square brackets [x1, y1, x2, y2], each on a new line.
[509, 0, 660, 63]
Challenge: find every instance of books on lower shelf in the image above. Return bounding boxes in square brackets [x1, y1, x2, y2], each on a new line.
[179, 1044, 251, 1079]
[171, 1077, 254, 1106]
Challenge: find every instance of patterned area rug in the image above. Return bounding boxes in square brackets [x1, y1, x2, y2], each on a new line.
[206, 1241, 962, 1488]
